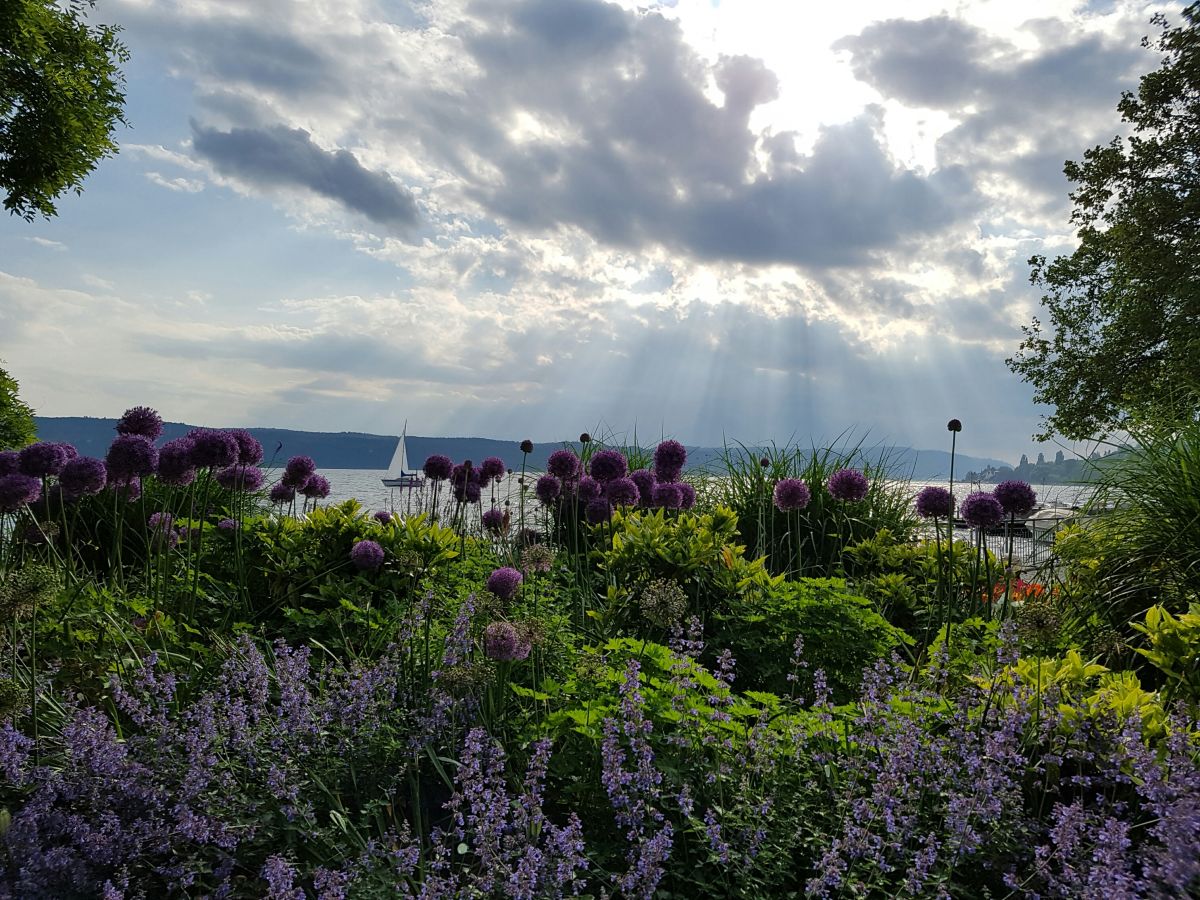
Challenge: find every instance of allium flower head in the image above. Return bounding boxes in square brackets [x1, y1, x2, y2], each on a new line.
[605, 476, 639, 507]
[350, 540, 385, 570]
[115, 406, 164, 441]
[828, 468, 869, 502]
[215, 464, 265, 492]
[639, 578, 688, 627]
[653, 439, 687, 482]
[228, 429, 264, 465]
[217, 518, 239, 532]
[106, 435, 158, 482]
[520, 439, 534, 454]
[454, 480, 481, 503]
[483, 621, 531, 662]
[269, 482, 296, 504]
[300, 474, 330, 499]
[113, 477, 142, 502]
[451, 461, 475, 488]
[373, 510, 393, 525]
[760, 457, 770, 468]
[947, 419, 963, 432]
[59, 456, 107, 497]
[480, 456, 506, 481]
[282, 454, 317, 487]
[579, 432, 591, 444]
[585, 496, 612, 523]
[535, 474, 561, 505]
[148, 511, 173, 530]
[0, 451, 18, 477]
[0, 474, 41, 512]
[773, 478, 811, 512]
[156, 437, 196, 486]
[547, 449, 581, 481]
[423, 454, 454, 481]
[190, 430, 239, 469]
[652, 482, 683, 509]
[482, 507, 507, 533]
[486, 566, 523, 601]
[575, 475, 601, 501]
[678, 482, 697, 510]
[520, 543, 554, 574]
[993, 479, 1037, 518]
[961, 490, 1003, 529]
[19, 441, 69, 477]
[589, 449, 628, 482]
[915, 486, 953, 519]
[629, 468, 655, 504]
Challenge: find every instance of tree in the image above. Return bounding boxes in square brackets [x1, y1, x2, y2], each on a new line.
[1055, 450, 1065, 465]
[1007, 4, 1200, 440]
[1, 0, 128, 220]
[0, 361, 36, 450]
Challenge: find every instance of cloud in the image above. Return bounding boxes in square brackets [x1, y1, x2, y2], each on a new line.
[190, 122, 420, 228]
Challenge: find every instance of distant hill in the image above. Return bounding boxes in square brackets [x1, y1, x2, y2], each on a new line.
[33, 417, 1010, 481]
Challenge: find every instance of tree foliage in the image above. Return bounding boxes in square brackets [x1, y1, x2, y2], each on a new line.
[0, 360, 36, 450]
[1008, 4, 1200, 440]
[0, 0, 128, 220]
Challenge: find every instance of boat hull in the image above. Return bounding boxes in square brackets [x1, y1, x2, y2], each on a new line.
[382, 475, 424, 488]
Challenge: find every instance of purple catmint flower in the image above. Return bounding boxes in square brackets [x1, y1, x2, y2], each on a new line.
[629, 468, 655, 504]
[18, 441, 69, 477]
[961, 490, 1004, 529]
[189, 429, 239, 469]
[589, 448, 629, 482]
[652, 482, 683, 509]
[483, 621, 531, 662]
[479, 456, 506, 481]
[605, 476, 640, 507]
[547, 449, 581, 481]
[423, 454, 453, 481]
[156, 437, 196, 486]
[228, 428, 264, 465]
[217, 518, 239, 532]
[269, 482, 296, 504]
[915, 485, 953, 518]
[115, 405, 164, 441]
[585, 496, 613, 523]
[653, 439, 687, 482]
[350, 539, 385, 570]
[0, 473, 41, 511]
[261, 855, 303, 900]
[482, 507, 507, 533]
[59, 456, 107, 497]
[535, 474, 561, 505]
[215, 464, 265, 492]
[105, 434, 158, 482]
[301, 474, 330, 499]
[373, 509, 393, 525]
[678, 482, 696, 510]
[773, 478, 811, 512]
[282, 454, 317, 487]
[993, 479, 1037, 518]
[0, 450, 18, 476]
[575, 475, 601, 502]
[828, 468, 869, 502]
[486, 566, 523, 601]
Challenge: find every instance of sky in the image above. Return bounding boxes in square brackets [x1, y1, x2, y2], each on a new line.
[0, 0, 1170, 462]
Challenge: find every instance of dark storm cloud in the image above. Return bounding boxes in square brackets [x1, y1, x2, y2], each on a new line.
[190, 122, 420, 227]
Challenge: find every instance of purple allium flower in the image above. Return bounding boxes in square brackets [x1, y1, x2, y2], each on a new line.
[454, 480, 481, 503]
[59, 456, 107, 497]
[828, 468, 869, 502]
[148, 511, 173, 530]
[589, 448, 629, 482]
[629, 468, 655, 504]
[269, 482, 296, 504]
[18, 441, 69, 477]
[105, 434, 158, 482]
[585, 496, 612, 523]
[373, 510, 393, 525]
[960, 491, 1003, 529]
[652, 482, 684, 509]
[423, 454, 453, 481]
[217, 518, 239, 532]
[115, 406, 164, 441]
[282, 454, 317, 487]
[228, 428, 264, 465]
[579, 432, 592, 444]
[0, 473, 41, 512]
[520, 439, 534, 454]
[760, 456, 770, 468]
[653, 439, 687, 481]
[482, 507, 507, 533]
[113, 477, 142, 502]
[947, 418, 963, 432]
[0, 450, 18, 476]
[678, 482, 697, 509]
[190, 429, 239, 469]
[156, 437, 196, 486]
[575, 475, 601, 502]
[773, 478, 811, 512]
[993, 479, 1037, 518]
[350, 540, 385, 570]
[547, 449, 581, 481]
[915, 486, 954, 518]
[300, 474, 330, 499]
[535, 474, 561, 505]
[480, 456, 506, 481]
[486, 566, 523, 601]
[605, 476, 640, 507]
[215, 464, 265, 492]
[483, 621, 531, 662]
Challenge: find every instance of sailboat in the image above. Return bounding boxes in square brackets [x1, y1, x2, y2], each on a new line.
[381, 422, 424, 488]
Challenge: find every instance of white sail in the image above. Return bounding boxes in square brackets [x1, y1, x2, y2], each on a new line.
[385, 422, 409, 477]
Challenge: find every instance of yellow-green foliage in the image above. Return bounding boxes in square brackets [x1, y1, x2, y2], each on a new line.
[1132, 604, 1200, 706]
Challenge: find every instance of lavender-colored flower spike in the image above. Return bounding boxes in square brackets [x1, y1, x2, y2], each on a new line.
[156, 437, 196, 487]
[547, 449, 581, 481]
[18, 441, 69, 477]
[773, 478, 811, 512]
[589, 448, 629, 483]
[915, 486, 953, 518]
[0, 473, 41, 512]
[828, 468, 869, 502]
[422, 454, 453, 481]
[486, 566, 523, 601]
[105, 434, 158, 482]
[59, 456, 107, 497]
[350, 540, 385, 570]
[960, 491, 1003, 529]
[115, 406, 164, 441]
[653, 439, 687, 482]
[993, 480, 1037, 518]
